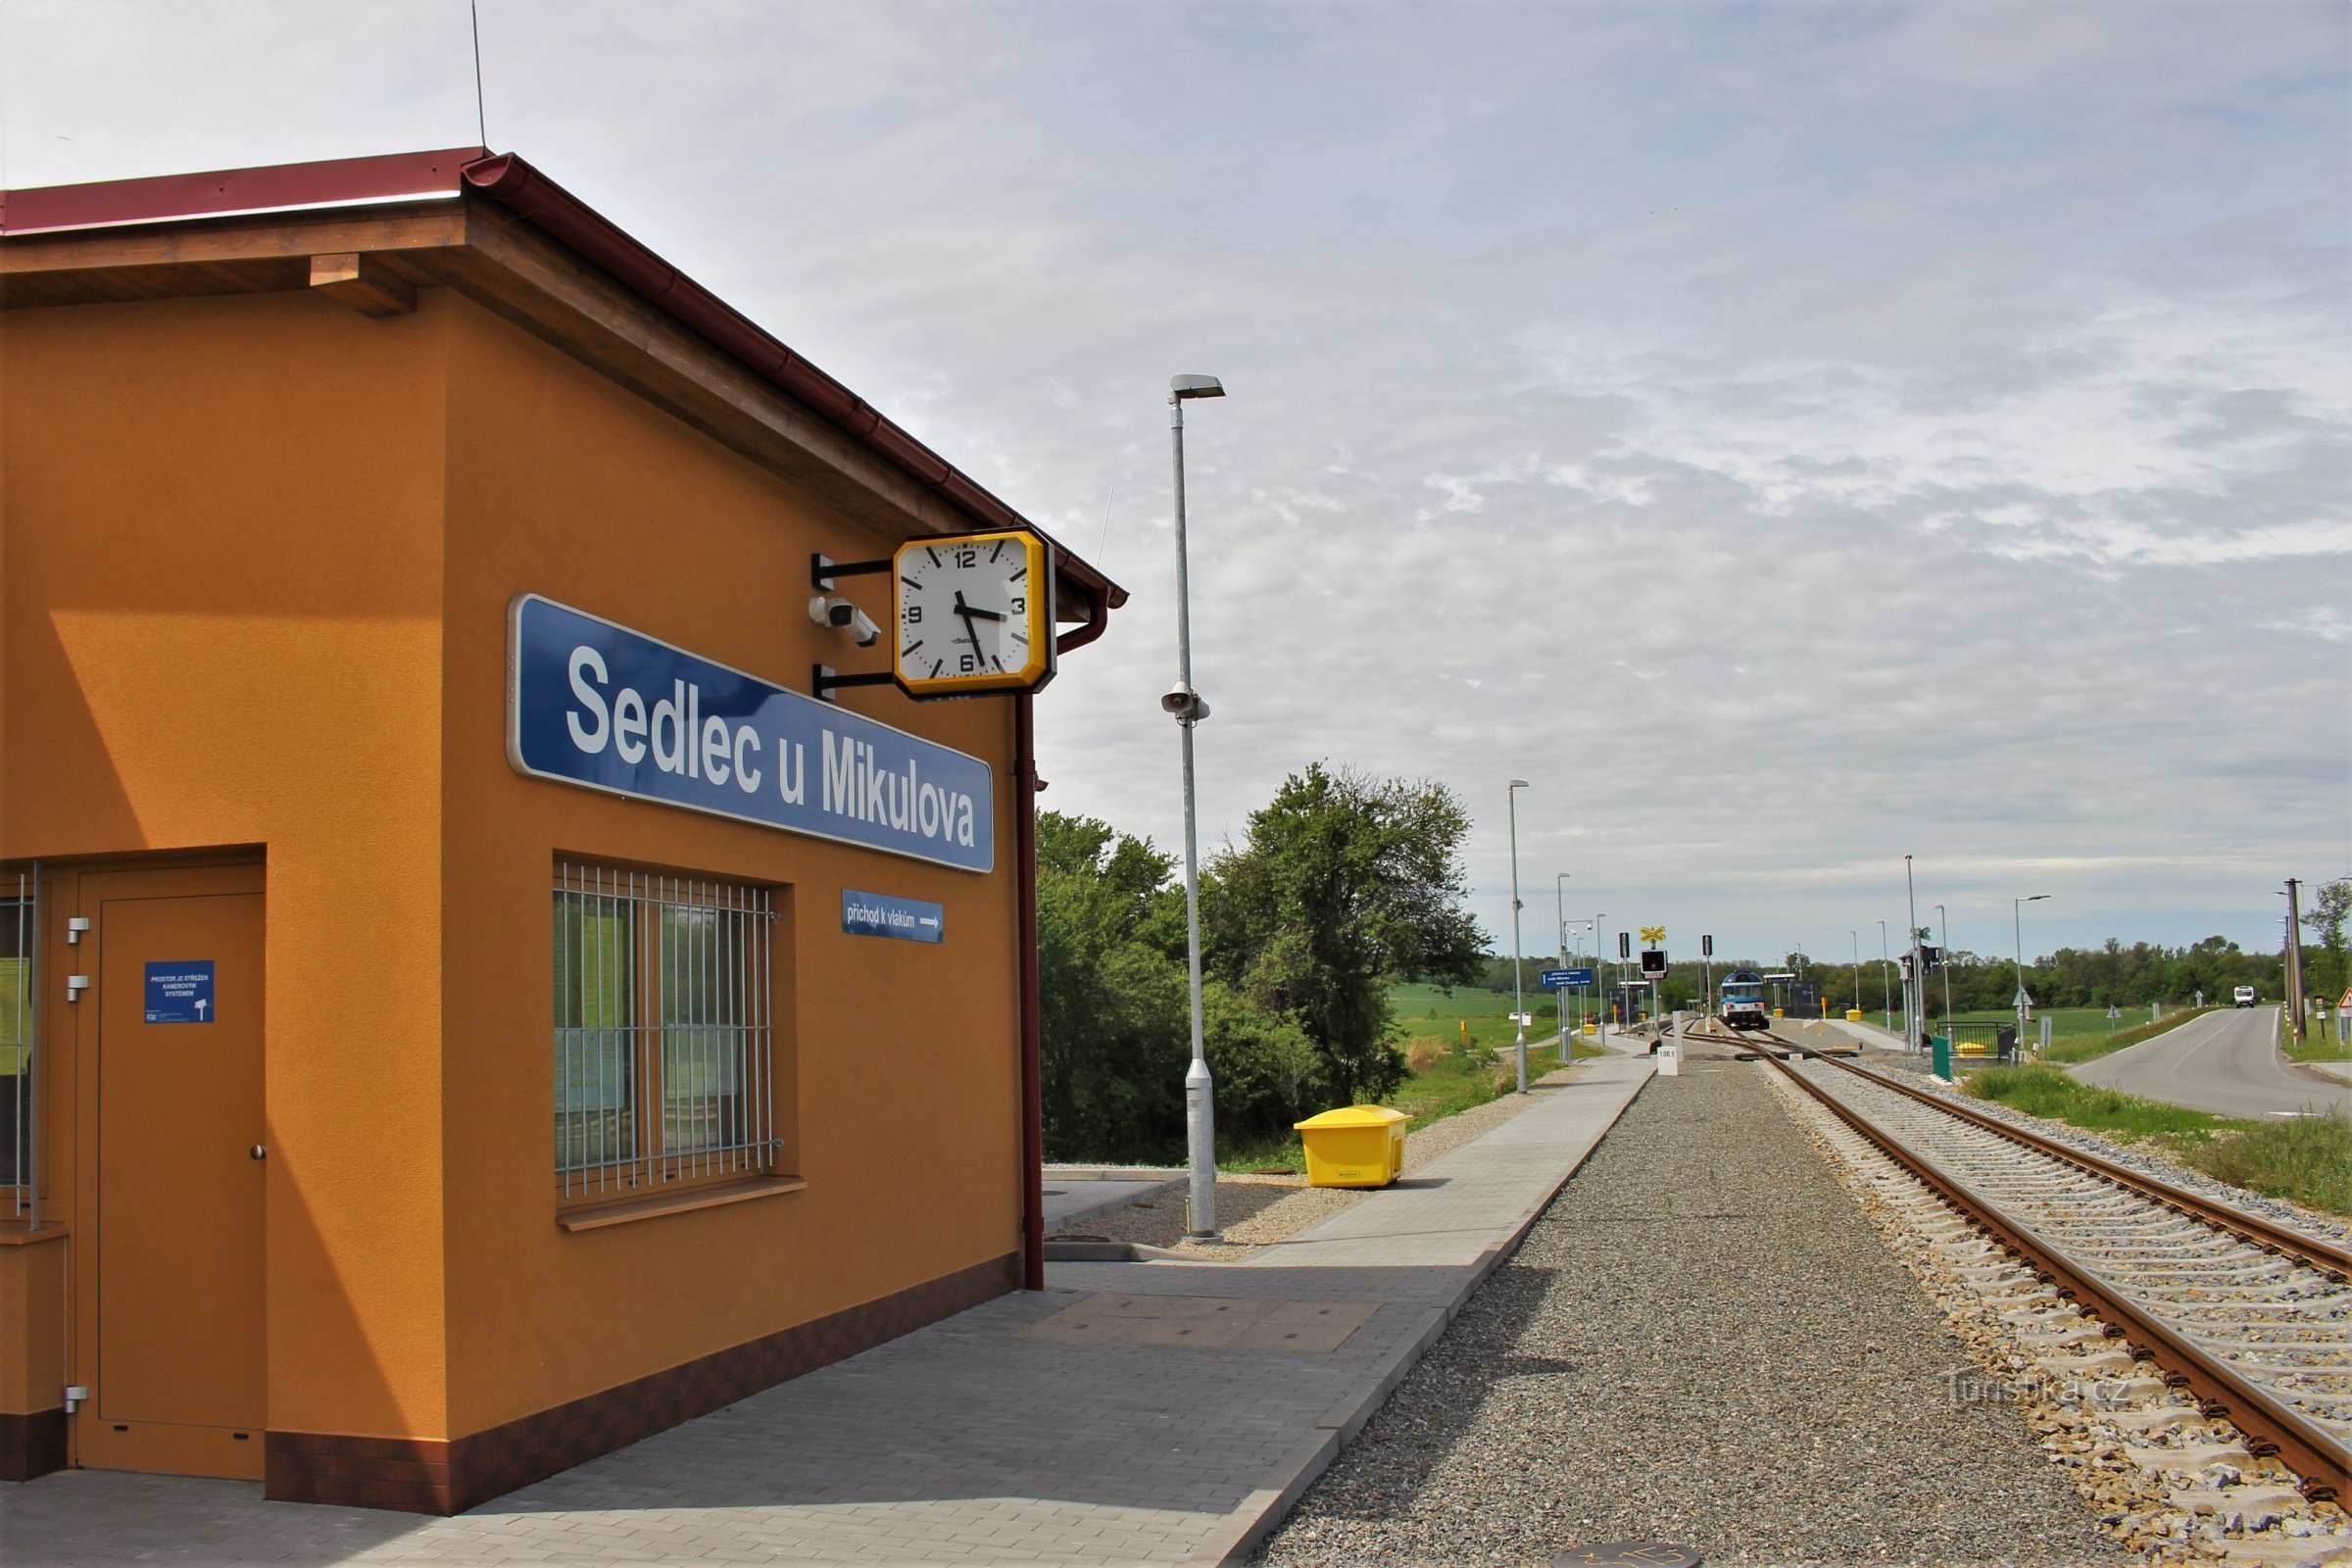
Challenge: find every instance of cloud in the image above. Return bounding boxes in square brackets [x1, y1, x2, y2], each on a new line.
[5, 0, 2345, 956]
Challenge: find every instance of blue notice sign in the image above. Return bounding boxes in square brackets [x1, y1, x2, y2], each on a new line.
[1540, 967, 1596, 990]
[144, 960, 216, 1023]
[509, 595, 995, 873]
[843, 889, 945, 944]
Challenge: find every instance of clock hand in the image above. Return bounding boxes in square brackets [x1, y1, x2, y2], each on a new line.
[952, 590, 1005, 622]
[953, 600, 988, 658]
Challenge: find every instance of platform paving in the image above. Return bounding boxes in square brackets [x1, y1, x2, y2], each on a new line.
[0, 1057, 1653, 1568]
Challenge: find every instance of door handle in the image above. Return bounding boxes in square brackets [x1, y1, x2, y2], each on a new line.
[249, 1145, 267, 1160]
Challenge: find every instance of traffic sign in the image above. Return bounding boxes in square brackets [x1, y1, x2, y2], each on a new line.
[1540, 967, 1595, 989]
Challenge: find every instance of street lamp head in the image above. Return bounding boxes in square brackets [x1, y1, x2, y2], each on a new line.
[1169, 374, 1225, 401]
[1508, 778, 1530, 790]
[2027, 893, 2050, 903]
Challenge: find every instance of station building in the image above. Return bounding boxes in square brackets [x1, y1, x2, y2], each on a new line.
[0, 148, 1122, 1511]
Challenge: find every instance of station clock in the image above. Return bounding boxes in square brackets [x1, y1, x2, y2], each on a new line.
[892, 530, 1056, 698]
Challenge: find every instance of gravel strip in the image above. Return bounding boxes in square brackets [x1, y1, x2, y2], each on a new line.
[1056, 1063, 1587, 1259]
[1254, 1061, 2125, 1567]
[1867, 1054, 2352, 1248]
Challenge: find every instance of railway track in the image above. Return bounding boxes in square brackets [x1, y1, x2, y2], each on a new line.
[1680, 1017, 2352, 1503]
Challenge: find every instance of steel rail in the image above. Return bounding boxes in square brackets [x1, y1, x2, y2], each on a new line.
[1813, 1052, 2352, 1283]
[1746, 1036, 2350, 1502]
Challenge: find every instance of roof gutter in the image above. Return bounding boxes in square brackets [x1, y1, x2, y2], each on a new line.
[459, 153, 1126, 614]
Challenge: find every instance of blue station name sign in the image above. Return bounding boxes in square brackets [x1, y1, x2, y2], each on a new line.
[508, 595, 994, 873]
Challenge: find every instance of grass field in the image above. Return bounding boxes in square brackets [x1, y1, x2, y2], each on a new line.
[1217, 984, 1599, 1170]
[1932, 1004, 2223, 1065]
[1949, 1005, 2167, 1042]
[1967, 1063, 2351, 1217]
[2282, 1016, 2352, 1068]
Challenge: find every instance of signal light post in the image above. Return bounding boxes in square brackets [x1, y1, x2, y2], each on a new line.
[1904, 855, 1921, 1054]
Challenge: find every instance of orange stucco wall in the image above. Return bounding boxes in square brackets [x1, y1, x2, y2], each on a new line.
[434, 293, 1022, 1437]
[0, 290, 451, 1439]
[1, 277, 1023, 1447]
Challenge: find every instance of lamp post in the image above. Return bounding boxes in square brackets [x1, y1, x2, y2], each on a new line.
[1878, 919, 1892, 1034]
[1594, 911, 1607, 1050]
[1508, 780, 1531, 1093]
[1936, 904, 1955, 1053]
[1850, 930, 1860, 1021]
[2014, 893, 2049, 1053]
[1554, 872, 1572, 1062]
[1167, 372, 1223, 1239]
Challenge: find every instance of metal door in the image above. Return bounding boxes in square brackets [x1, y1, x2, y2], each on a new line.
[76, 865, 266, 1479]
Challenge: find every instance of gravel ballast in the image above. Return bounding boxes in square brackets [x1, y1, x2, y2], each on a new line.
[1254, 1059, 2127, 1567]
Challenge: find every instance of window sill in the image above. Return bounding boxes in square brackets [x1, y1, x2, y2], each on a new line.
[0, 1222, 68, 1247]
[558, 1175, 807, 1233]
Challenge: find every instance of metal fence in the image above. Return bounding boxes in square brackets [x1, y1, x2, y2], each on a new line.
[3, 867, 37, 1228]
[1946, 1021, 2017, 1063]
[554, 862, 776, 1202]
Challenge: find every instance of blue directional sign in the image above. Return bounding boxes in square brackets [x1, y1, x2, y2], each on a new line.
[509, 595, 994, 873]
[144, 960, 216, 1023]
[1540, 967, 1596, 990]
[843, 889, 945, 944]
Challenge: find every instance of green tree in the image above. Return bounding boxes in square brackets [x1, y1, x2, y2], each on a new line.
[2304, 877, 2351, 1003]
[1035, 809, 1332, 1160]
[1203, 764, 1488, 1103]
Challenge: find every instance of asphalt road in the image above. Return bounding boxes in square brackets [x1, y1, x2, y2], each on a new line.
[2067, 1006, 2350, 1120]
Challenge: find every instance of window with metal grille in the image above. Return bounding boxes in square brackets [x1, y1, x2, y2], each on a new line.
[554, 862, 775, 1202]
[2, 869, 36, 1228]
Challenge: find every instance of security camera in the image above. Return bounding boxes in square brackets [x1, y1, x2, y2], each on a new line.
[1160, 683, 1210, 722]
[808, 596, 882, 648]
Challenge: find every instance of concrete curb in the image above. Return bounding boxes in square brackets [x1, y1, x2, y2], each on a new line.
[1200, 1065, 1658, 1566]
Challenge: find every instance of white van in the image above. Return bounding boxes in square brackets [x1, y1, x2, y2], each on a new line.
[2234, 985, 2258, 1007]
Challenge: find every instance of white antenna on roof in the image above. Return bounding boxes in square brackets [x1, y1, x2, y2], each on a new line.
[470, 1, 489, 150]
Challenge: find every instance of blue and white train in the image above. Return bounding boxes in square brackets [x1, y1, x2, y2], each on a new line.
[1719, 968, 1770, 1031]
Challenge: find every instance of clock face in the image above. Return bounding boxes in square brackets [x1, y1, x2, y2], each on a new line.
[892, 529, 1056, 697]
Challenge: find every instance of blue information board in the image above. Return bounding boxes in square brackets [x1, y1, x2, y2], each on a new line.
[842, 889, 946, 944]
[509, 595, 995, 873]
[144, 960, 216, 1023]
[1540, 967, 1596, 989]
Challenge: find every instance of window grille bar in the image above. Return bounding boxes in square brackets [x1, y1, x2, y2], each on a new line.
[4, 865, 39, 1230]
[556, 860, 771, 1202]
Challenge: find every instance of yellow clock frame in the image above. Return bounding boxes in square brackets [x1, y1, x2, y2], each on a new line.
[892, 529, 1057, 698]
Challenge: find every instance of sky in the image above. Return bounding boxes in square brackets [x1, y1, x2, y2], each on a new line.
[5, 0, 2345, 969]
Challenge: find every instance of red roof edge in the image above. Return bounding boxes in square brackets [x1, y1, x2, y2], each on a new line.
[0, 147, 483, 237]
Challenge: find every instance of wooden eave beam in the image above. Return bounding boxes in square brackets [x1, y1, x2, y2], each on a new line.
[309, 251, 416, 317]
[0, 206, 466, 305]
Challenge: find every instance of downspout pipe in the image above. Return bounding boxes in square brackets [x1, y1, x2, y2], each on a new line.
[1014, 693, 1046, 1291]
